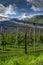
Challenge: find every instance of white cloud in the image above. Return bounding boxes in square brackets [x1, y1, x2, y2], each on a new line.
[27, 0, 32, 2]
[0, 4, 16, 18]
[0, 4, 6, 14]
[31, 5, 41, 11]
[27, 0, 43, 10]
[5, 5, 16, 15]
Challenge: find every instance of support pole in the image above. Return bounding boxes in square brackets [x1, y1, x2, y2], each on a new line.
[1, 26, 5, 51]
[39, 28, 40, 45]
[29, 28, 31, 36]
[25, 30, 27, 54]
[29, 28, 31, 45]
[39, 28, 40, 39]
[33, 23, 36, 53]
[1, 26, 2, 33]
[16, 26, 19, 45]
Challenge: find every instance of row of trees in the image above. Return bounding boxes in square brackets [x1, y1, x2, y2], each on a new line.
[0, 33, 43, 46]
[0, 33, 43, 52]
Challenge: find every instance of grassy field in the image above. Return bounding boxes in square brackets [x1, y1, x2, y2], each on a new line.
[0, 51, 43, 65]
[0, 45, 43, 65]
[0, 33, 43, 65]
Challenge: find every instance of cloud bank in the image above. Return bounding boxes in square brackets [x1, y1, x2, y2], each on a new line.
[0, 0, 43, 20]
[31, 5, 41, 11]
[0, 4, 16, 17]
[27, 0, 43, 11]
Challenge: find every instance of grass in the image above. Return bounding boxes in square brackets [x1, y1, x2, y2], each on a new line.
[0, 52, 43, 65]
[0, 45, 43, 65]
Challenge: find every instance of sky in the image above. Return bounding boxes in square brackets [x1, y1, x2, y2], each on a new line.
[0, 0, 43, 19]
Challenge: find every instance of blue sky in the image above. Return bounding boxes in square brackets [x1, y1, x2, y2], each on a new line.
[0, 0, 43, 19]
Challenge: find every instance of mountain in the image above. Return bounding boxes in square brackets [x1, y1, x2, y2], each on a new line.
[28, 15, 43, 24]
[0, 15, 43, 28]
[18, 14, 43, 24]
[0, 15, 43, 33]
[0, 18, 26, 28]
[0, 18, 28, 33]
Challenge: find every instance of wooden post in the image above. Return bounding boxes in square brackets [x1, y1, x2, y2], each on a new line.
[29, 28, 31, 45]
[1, 26, 3, 33]
[39, 28, 40, 40]
[33, 23, 36, 52]
[1, 26, 4, 50]
[25, 31, 27, 54]
[16, 27, 19, 45]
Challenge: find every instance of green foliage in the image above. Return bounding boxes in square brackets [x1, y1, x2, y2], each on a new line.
[1, 33, 7, 50]
[17, 33, 25, 46]
[4, 33, 16, 45]
[0, 53, 43, 65]
[40, 34, 43, 43]
[0, 33, 43, 47]
[0, 32, 43, 65]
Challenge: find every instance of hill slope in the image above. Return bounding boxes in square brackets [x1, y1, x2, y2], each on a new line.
[28, 15, 43, 24]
